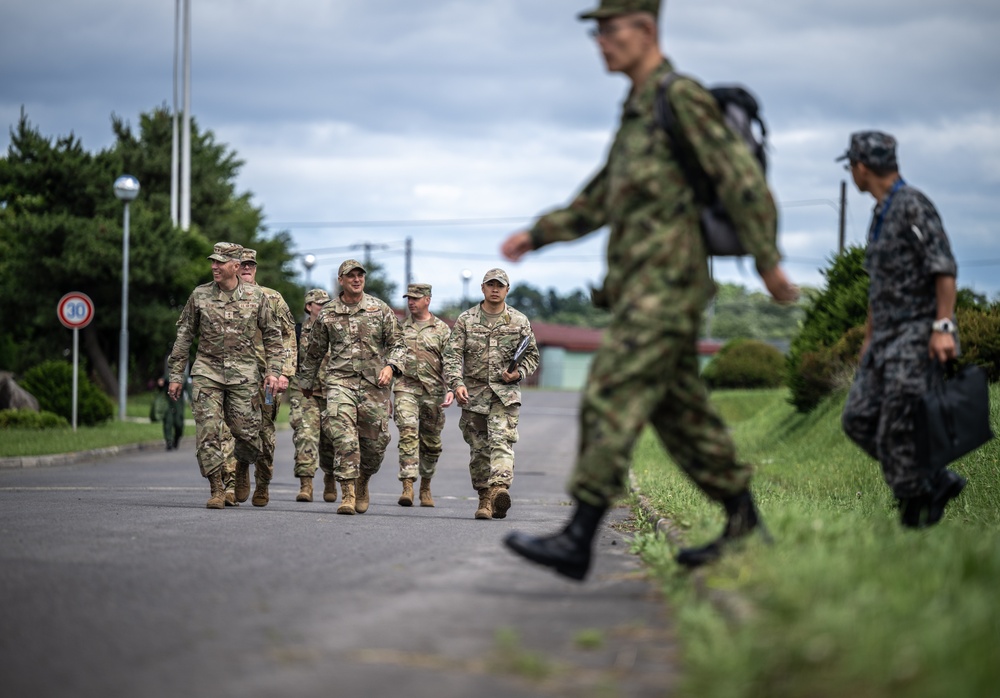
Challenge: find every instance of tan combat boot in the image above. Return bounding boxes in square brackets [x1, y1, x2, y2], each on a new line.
[323, 473, 338, 502]
[355, 473, 371, 514]
[251, 464, 270, 507]
[419, 478, 434, 507]
[225, 490, 239, 507]
[398, 478, 415, 507]
[296, 476, 313, 502]
[206, 471, 225, 510]
[491, 484, 511, 519]
[337, 479, 356, 515]
[474, 487, 493, 520]
[235, 461, 251, 503]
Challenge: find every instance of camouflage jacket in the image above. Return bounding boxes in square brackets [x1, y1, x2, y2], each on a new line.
[529, 59, 781, 313]
[443, 303, 539, 414]
[864, 182, 957, 356]
[289, 315, 330, 389]
[299, 292, 405, 392]
[394, 314, 452, 397]
[168, 279, 282, 386]
[250, 284, 298, 379]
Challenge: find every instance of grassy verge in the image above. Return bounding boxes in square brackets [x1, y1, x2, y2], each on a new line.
[1, 392, 290, 458]
[631, 386, 1000, 698]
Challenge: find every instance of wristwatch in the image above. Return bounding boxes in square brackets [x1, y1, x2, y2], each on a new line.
[931, 318, 957, 334]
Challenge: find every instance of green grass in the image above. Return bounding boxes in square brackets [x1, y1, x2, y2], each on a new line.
[1, 391, 290, 458]
[631, 386, 1000, 698]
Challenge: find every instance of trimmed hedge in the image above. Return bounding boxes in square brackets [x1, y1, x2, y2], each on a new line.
[703, 339, 786, 390]
[0, 408, 70, 430]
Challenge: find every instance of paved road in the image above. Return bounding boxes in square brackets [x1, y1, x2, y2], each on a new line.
[0, 390, 676, 697]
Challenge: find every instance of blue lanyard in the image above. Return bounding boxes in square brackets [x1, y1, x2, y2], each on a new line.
[870, 178, 906, 243]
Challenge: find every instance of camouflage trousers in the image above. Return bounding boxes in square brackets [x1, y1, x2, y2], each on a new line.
[393, 390, 446, 481]
[459, 400, 518, 491]
[221, 382, 280, 486]
[190, 378, 261, 478]
[319, 380, 391, 481]
[288, 381, 333, 479]
[568, 304, 746, 509]
[842, 347, 933, 499]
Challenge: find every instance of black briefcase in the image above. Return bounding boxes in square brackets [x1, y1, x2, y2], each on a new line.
[916, 363, 994, 471]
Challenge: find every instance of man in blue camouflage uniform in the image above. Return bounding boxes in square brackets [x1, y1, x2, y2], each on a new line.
[838, 131, 964, 528]
[500, 0, 799, 579]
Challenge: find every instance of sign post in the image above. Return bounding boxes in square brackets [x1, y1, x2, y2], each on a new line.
[57, 292, 95, 431]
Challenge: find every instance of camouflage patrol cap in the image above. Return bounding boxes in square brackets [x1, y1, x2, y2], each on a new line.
[482, 268, 510, 286]
[207, 242, 244, 263]
[402, 283, 432, 299]
[836, 131, 898, 171]
[240, 248, 258, 264]
[338, 259, 366, 277]
[304, 288, 331, 305]
[578, 0, 661, 20]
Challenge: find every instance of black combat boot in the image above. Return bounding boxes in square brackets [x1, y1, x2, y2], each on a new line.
[900, 469, 967, 529]
[675, 489, 768, 568]
[504, 500, 606, 582]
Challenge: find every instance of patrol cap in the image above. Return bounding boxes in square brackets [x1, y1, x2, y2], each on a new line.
[402, 283, 432, 299]
[304, 288, 331, 305]
[338, 259, 366, 277]
[836, 131, 898, 171]
[207, 242, 244, 262]
[578, 0, 661, 20]
[482, 268, 509, 286]
[240, 248, 258, 264]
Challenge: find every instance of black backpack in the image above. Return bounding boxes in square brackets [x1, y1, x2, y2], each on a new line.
[654, 73, 769, 256]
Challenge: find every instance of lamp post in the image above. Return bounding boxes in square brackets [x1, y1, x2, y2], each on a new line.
[303, 253, 316, 287]
[114, 175, 140, 421]
[461, 269, 472, 307]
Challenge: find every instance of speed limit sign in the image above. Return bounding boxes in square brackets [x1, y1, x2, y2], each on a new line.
[57, 292, 95, 329]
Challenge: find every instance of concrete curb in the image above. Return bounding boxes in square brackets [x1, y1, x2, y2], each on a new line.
[0, 440, 168, 470]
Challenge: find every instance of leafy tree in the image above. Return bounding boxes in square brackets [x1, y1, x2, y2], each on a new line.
[0, 109, 302, 399]
[706, 282, 806, 342]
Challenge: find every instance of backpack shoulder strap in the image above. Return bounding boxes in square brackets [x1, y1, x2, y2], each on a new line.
[654, 71, 709, 204]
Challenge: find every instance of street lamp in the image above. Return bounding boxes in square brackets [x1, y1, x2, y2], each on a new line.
[461, 269, 472, 307]
[113, 175, 140, 421]
[303, 253, 316, 287]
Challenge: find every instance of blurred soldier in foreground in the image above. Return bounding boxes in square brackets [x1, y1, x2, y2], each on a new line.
[299, 260, 405, 515]
[287, 288, 333, 502]
[444, 269, 539, 520]
[393, 284, 454, 507]
[500, 0, 798, 579]
[167, 242, 283, 509]
[837, 131, 962, 527]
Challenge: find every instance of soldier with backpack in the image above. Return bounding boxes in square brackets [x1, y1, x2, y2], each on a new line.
[500, 0, 798, 580]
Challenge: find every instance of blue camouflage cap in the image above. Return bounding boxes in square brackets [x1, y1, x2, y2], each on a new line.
[836, 131, 898, 171]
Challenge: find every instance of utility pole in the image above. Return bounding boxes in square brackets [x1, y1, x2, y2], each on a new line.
[838, 180, 847, 255]
[170, 0, 180, 227]
[180, 0, 192, 231]
[404, 237, 412, 288]
[352, 241, 389, 267]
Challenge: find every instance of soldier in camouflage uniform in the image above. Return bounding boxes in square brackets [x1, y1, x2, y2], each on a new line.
[393, 284, 455, 508]
[837, 131, 963, 528]
[500, 0, 798, 579]
[167, 242, 283, 510]
[287, 288, 334, 503]
[217, 249, 297, 508]
[299, 259, 406, 515]
[443, 269, 540, 520]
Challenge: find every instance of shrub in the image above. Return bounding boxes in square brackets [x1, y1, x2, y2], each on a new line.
[956, 306, 1000, 382]
[0, 408, 69, 430]
[703, 339, 786, 389]
[20, 360, 114, 426]
[787, 247, 869, 412]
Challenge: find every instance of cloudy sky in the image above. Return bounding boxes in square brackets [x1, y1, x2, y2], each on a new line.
[3, 0, 999, 307]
